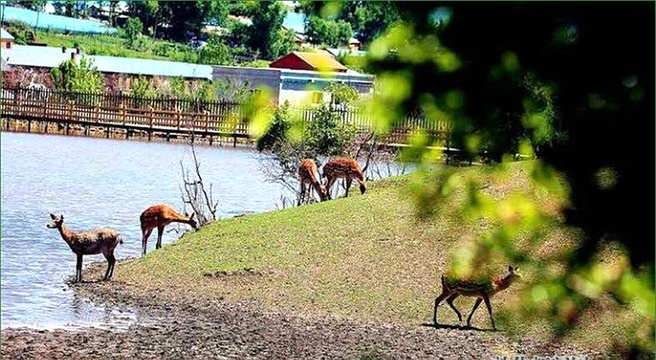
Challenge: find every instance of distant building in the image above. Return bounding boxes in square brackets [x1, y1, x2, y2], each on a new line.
[0, 6, 118, 34]
[1, 28, 14, 49]
[269, 51, 348, 73]
[212, 65, 374, 106]
[1, 44, 212, 92]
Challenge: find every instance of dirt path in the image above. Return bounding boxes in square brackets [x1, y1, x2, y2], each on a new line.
[1, 265, 604, 360]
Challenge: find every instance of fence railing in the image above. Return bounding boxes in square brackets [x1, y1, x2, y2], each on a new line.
[0, 87, 452, 143]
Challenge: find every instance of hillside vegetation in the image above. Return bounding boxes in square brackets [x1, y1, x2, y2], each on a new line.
[112, 161, 644, 354]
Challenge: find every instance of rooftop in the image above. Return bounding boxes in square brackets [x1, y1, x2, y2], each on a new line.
[270, 51, 348, 72]
[3, 45, 212, 80]
[1, 28, 14, 40]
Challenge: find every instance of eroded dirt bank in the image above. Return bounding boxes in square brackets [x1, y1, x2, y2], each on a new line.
[1, 263, 603, 360]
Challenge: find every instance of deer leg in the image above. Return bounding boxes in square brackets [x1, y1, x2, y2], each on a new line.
[102, 252, 116, 280]
[326, 177, 337, 200]
[482, 295, 496, 331]
[299, 182, 306, 206]
[466, 297, 483, 328]
[141, 228, 153, 256]
[446, 293, 463, 322]
[345, 178, 353, 197]
[75, 253, 83, 283]
[156, 225, 164, 249]
[432, 290, 452, 326]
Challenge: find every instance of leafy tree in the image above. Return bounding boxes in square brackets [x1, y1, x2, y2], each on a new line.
[51, 56, 104, 93]
[351, 1, 400, 46]
[123, 17, 143, 49]
[305, 15, 352, 47]
[248, 1, 291, 59]
[127, 0, 160, 37]
[157, 2, 207, 42]
[198, 0, 229, 27]
[197, 34, 233, 66]
[298, 1, 399, 47]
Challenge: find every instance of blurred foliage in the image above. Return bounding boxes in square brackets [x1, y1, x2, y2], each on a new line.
[251, 2, 655, 355]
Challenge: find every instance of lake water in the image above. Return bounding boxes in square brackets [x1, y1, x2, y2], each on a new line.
[0, 132, 297, 330]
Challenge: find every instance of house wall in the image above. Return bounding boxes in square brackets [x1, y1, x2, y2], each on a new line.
[212, 66, 282, 102]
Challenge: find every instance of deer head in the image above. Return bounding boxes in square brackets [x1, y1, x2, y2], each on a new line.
[185, 212, 198, 230]
[506, 265, 522, 284]
[47, 213, 64, 229]
[359, 182, 367, 195]
[317, 183, 328, 201]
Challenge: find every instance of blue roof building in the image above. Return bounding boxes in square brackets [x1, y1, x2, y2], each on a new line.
[1, 6, 118, 34]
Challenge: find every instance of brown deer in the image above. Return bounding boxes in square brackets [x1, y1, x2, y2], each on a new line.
[298, 159, 328, 205]
[140, 204, 198, 256]
[46, 213, 123, 283]
[432, 265, 522, 330]
[322, 157, 367, 200]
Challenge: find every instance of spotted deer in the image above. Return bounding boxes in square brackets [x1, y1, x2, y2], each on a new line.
[298, 159, 328, 205]
[433, 265, 522, 330]
[322, 157, 367, 200]
[46, 213, 123, 283]
[140, 204, 198, 256]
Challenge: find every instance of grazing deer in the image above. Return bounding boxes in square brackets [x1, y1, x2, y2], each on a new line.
[322, 157, 367, 200]
[432, 265, 521, 330]
[298, 159, 328, 205]
[140, 204, 198, 256]
[46, 213, 123, 283]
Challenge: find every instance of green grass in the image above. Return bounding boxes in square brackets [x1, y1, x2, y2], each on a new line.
[31, 30, 271, 68]
[114, 161, 646, 354]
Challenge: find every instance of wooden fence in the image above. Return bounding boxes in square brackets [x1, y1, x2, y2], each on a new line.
[0, 87, 452, 146]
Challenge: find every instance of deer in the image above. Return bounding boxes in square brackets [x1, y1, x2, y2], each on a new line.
[140, 204, 198, 256]
[46, 213, 123, 283]
[321, 157, 367, 200]
[298, 158, 328, 205]
[432, 265, 522, 330]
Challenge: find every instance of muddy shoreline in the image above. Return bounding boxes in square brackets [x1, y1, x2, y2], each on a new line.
[1, 261, 609, 360]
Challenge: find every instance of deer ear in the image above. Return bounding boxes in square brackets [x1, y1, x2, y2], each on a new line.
[60, 214, 64, 221]
[189, 213, 195, 220]
[508, 265, 514, 273]
[50, 213, 56, 219]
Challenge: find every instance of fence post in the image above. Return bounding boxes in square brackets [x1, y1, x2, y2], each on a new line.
[67, 100, 74, 121]
[205, 110, 210, 132]
[177, 109, 182, 130]
[94, 102, 100, 123]
[148, 106, 154, 141]
[119, 103, 126, 124]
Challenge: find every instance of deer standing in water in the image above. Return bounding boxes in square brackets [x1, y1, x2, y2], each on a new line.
[322, 157, 367, 200]
[140, 204, 198, 256]
[433, 265, 522, 330]
[46, 213, 123, 283]
[298, 159, 328, 205]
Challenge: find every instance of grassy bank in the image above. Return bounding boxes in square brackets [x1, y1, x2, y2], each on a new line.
[28, 30, 270, 68]
[112, 161, 645, 354]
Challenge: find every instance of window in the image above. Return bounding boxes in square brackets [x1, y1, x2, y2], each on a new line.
[311, 91, 323, 104]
